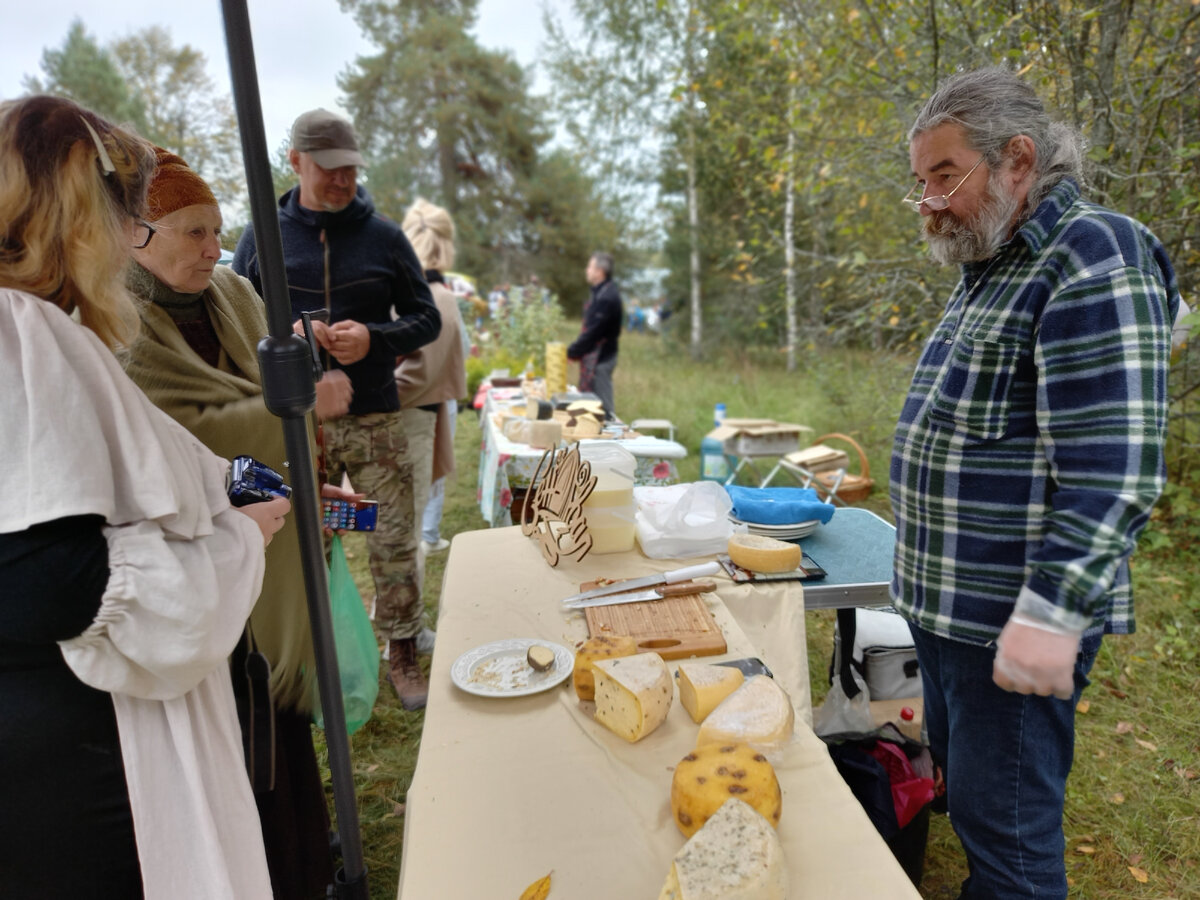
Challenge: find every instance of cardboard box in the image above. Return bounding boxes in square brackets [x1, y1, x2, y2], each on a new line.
[707, 419, 813, 458]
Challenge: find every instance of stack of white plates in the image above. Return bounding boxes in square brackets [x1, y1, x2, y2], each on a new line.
[729, 516, 820, 540]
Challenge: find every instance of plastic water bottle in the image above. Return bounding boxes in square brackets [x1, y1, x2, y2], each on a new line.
[701, 404, 730, 482]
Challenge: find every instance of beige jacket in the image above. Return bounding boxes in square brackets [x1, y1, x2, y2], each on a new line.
[396, 279, 468, 481]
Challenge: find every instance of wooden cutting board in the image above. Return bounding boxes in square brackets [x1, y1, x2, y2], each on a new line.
[579, 580, 727, 660]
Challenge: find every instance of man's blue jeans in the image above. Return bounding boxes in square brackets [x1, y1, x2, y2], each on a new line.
[909, 624, 1101, 899]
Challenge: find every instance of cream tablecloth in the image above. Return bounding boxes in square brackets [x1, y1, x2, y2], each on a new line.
[397, 526, 920, 899]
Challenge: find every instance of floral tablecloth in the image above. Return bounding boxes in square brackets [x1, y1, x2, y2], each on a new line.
[476, 392, 686, 526]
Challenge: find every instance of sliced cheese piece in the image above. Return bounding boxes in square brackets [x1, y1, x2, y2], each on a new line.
[677, 662, 745, 724]
[526, 419, 563, 449]
[727, 533, 801, 574]
[696, 675, 795, 754]
[592, 652, 673, 742]
[658, 799, 788, 900]
[670, 742, 782, 838]
[572, 634, 638, 701]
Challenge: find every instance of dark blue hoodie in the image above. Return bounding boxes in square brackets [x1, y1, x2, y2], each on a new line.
[232, 185, 440, 415]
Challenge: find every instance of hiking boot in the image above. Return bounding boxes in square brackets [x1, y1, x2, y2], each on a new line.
[388, 638, 428, 711]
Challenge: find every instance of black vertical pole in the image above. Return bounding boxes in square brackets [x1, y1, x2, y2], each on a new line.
[218, 3, 368, 896]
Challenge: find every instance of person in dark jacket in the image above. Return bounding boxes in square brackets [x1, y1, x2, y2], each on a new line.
[232, 108, 441, 710]
[567, 251, 623, 419]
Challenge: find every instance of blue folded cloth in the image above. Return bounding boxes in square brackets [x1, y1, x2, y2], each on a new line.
[724, 486, 835, 525]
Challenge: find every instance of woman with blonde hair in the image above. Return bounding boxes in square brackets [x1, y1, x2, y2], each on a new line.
[0, 96, 286, 898]
[395, 198, 468, 651]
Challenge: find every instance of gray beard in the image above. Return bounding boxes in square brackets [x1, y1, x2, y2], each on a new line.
[923, 175, 1022, 266]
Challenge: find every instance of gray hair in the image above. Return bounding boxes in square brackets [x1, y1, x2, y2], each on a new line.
[590, 252, 614, 279]
[910, 67, 1087, 210]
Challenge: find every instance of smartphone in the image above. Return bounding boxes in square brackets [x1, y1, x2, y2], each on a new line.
[799, 553, 827, 580]
[321, 498, 379, 531]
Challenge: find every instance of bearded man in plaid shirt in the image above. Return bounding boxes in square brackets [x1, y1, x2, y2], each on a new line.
[891, 67, 1180, 900]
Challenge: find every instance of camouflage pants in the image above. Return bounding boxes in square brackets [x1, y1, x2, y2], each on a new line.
[323, 412, 420, 639]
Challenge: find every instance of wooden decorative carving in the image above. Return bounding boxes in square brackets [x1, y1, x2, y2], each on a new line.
[520, 444, 597, 566]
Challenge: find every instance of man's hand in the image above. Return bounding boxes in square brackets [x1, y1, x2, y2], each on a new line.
[993, 613, 1082, 700]
[314, 369, 353, 420]
[326, 320, 371, 365]
[293, 316, 332, 349]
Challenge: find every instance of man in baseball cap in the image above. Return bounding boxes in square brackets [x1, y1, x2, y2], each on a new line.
[287, 108, 366, 213]
[233, 106, 441, 710]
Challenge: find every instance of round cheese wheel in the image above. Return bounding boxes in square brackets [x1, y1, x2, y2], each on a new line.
[572, 634, 638, 700]
[727, 533, 802, 574]
[670, 742, 782, 838]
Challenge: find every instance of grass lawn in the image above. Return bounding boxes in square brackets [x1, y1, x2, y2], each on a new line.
[318, 328, 1200, 899]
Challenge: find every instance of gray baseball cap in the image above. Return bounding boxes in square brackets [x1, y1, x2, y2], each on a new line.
[290, 108, 366, 169]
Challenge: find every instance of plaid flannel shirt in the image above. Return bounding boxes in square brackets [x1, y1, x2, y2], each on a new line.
[890, 179, 1179, 644]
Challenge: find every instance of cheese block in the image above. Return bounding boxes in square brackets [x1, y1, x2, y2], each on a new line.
[592, 652, 673, 742]
[658, 799, 788, 900]
[727, 534, 801, 574]
[696, 675, 795, 754]
[526, 419, 562, 449]
[670, 743, 782, 838]
[573, 634, 638, 701]
[677, 662, 745, 724]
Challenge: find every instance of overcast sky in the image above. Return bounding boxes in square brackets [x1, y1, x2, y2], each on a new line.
[0, 0, 572, 147]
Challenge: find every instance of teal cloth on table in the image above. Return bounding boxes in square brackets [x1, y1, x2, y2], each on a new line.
[725, 485, 835, 525]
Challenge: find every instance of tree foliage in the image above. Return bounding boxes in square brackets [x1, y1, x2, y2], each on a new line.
[25, 21, 246, 215]
[23, 20, 148, 132]
[337, 0, 616, 312]
[550, 0, 1198, 363]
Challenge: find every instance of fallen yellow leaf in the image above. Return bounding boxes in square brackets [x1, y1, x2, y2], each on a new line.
[1076, 699, 1090, 714]
[1129, 866, 1149, 883]
[1076, 845, 1096, 855]
[520, 872, 552, 900]
[1109, 792, 1125, 804]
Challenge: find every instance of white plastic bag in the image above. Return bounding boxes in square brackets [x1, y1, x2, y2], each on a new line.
[633, 481, 735, 559]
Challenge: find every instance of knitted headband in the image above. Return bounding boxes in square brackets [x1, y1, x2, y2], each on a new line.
[145, 147, 217, 220]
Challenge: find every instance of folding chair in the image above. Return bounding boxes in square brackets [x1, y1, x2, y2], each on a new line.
[761, 432, 875, 505]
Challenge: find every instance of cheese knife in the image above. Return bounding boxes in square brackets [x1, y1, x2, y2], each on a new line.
[560, 561, 721, 606]
[563, 580, 718, 610]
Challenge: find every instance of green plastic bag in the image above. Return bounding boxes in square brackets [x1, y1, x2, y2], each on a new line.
[313, 534, 380, 734]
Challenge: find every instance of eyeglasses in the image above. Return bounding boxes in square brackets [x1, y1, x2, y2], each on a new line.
[902, 155, 985, 212]
[132, 219, 156, 249]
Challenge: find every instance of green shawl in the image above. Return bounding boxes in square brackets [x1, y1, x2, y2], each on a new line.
[123, 263, 317, 711]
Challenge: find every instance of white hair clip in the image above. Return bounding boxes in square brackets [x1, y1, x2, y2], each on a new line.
[80, 116, 116, 176]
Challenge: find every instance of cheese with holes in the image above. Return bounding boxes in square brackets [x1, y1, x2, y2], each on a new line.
[573, 634, 638, 701]
[677, 662, 745, 724]
[658, 799, 788, 900]
[592, 652, 673, 742]
[670, 743, 782, 838]
[727, 534, 801, 574]
[696, 675, 795, 753]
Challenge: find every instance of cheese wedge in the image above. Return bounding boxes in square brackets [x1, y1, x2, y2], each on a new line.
[696, 675, 795, 754]
[727, 533, 801, 574]
[573, 634, 638, 701]
[671, 742, 782, 838]
[677, 662, 745, 724]
[658, 799, 788, 900]
[592, 652, 673, 742]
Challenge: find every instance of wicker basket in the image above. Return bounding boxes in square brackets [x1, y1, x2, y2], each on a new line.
[810, 433, 875, 504]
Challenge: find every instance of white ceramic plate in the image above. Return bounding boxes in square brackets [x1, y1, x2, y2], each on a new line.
[450, 638, 574, 698]
[730, 517, 821, 540]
